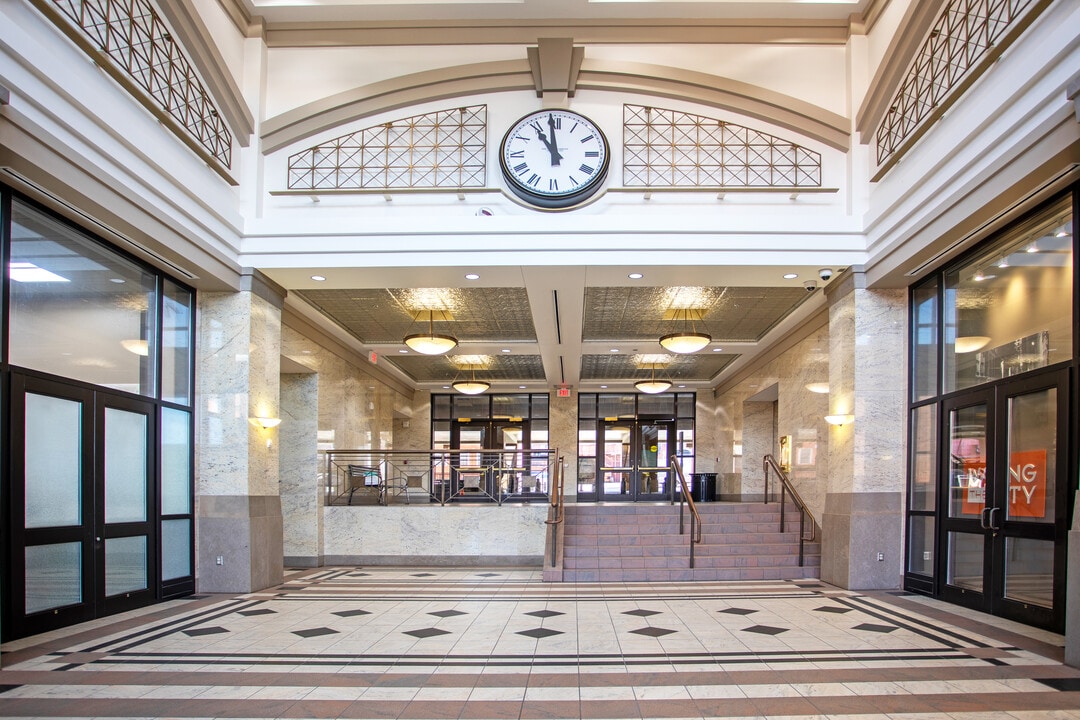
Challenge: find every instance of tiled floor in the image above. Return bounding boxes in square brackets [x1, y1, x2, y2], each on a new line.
[2, 567, 1080, 719]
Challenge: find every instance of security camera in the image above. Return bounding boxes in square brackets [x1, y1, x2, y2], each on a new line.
[818, 268, 833, 282]
[803, 280, 818, 292]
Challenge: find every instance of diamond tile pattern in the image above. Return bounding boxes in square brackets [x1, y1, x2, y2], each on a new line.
[525, 610, 565, 618]
[237, 609, 276, 617]
[183, 626, 228, 637]
[853, 623, 898, 633]
[622, 609, 662, 617]
[718, 608, 758, 616]
[333, 609, 373, 618]
[743, 625, 789, 635]
[292, 627, 339, 638]
[428, 610, 467, 618]
[404, 627, 452, 639]
[629, 626, 677, 637]
[516, 627, 564, 639]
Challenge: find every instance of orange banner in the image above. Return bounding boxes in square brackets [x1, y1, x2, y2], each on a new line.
[1007, 449, 1047, 519]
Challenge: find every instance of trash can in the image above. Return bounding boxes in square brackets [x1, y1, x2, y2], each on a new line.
[690, 473, 717, 502]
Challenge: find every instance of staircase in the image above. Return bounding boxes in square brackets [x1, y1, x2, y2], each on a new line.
[557, 502, 820, 582]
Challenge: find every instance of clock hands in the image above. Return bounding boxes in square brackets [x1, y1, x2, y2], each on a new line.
[529, 115, 563, 166]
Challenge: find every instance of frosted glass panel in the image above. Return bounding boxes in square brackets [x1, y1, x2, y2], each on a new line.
[25, 542, 82, 614]
[162, 280, 192, 406]
[162, 519, 192, 581]
[105, 536, 147, 596]
[105, 408, 147, 523]
[25, 393, 81, 529]
[161, 408, 192, 515]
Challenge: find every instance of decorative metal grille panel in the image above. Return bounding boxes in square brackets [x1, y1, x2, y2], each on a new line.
[875, 0, 1038, 166]
[50, 0, 233, 168]
[623, 105, 821, 188]
[288, 106, 487, 191]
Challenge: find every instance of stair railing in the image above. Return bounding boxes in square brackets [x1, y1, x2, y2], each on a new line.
[669, 456, 702, 568]
[763, 454, 817, 567]
[544, 453, 565, 569]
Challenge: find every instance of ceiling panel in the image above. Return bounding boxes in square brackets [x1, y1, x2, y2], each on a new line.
[580, 352, 737, 381]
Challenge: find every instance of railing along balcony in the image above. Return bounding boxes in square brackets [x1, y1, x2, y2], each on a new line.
[324, 448, 557, 507]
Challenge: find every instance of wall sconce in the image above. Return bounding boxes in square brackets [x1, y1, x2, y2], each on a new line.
[805, 382, 830, 394]
[250, 417, 282, 429]
[824, 414, 855, 426]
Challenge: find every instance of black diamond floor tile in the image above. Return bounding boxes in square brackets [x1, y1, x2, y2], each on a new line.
[622, 609, 661, 617]
[742, 625, 788, 636]
[475, 572, 500, 577]
[525, 610, 565, 618]
[0, 686, 21, 695]
[629, 626, 677, 637]
[411, 573, 436, 577]
[852, 623, 897, 633]
[516, 627, 564, 639]
[404, 627, 452, 639]
[1036, 678, 1080, 691]
[333, 609, 373, 618]
[813, 606, 852, 614]
[183, 626, 229, 637]
[292, 627, 339, 638]
[348, 572, 371, 577]
[428, 609, 467, 618]
[238, 608, 276, 617]
[719, 607, 758, 615]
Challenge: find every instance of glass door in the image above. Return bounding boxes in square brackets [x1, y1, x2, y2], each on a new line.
[940, 370, 1067, 629]
[597, 420, 675, 501]
[9, 374, 156, 636]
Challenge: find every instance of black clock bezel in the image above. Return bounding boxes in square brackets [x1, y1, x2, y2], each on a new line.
[498, 109, 611, 210]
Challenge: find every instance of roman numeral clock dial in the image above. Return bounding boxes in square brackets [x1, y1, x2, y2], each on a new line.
[499, 109, 611, 209]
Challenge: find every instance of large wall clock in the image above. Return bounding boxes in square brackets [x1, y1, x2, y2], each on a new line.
[499, 109, 610, 209]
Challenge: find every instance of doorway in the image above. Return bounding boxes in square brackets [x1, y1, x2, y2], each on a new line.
[940, 369, 1068, 629]
[594, 419, 676, 501]
[8, 373, 158, 637]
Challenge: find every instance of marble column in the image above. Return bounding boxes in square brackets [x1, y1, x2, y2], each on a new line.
[821, 271, 907, 590]
[281, 372, 320, 567]
[1066, 494, 1080, 667]
[195, 269, 286, 593]
[550, 389, 577, 501]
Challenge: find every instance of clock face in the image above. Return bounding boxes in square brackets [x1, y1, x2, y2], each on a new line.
[499, 109, 610, 209]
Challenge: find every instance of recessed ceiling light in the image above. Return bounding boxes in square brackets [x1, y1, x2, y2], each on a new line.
[610, 348, 619, 352]
[628, 272, 643, 279]
[465, 273, 480, 280]
[109, 278, 126, 284]
[783, 273, 798, 279]
[678, 384, 686, 388]
[501, 349, 511, 353]
[600, 385, 608, 389]
[519, 385, 527, 389]
[712, 347, 723, 352]
[398, 349, 409, 354]
[442, 385, 450, 389]
[310, 275, 326, 281]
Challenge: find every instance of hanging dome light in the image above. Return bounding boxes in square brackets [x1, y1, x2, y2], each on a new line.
[403, 309, 458, 355]
[658, 308, 711, 354]
[452, 363, 489, 394]
[634, 363, 672, 394]
[452, 379, 490, 395]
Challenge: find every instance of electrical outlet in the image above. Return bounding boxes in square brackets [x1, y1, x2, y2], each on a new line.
[876, 552, 884, 561]
[216, 555, 224, 566]
[923, 551, 931, 560]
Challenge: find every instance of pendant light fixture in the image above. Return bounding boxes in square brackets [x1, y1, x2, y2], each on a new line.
[634, 362, 672, 394]
[404, 309, 458, 355]
[452, 363, 490, 395]
[659, 308, 711, 354]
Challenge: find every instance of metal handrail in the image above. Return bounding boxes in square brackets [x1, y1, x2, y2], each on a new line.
[323, 448, 557, 506]
[669, 455, 702, 568]
[763, 454, 817, 566]
[544, 454, 565, 568]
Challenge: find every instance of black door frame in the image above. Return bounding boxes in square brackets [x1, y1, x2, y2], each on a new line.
[594, 417, 677, 502]
[938, 367, 1069, 631]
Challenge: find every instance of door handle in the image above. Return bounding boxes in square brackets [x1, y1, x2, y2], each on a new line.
[979, 507, 992, 530]
[988, 507, 1002, 532]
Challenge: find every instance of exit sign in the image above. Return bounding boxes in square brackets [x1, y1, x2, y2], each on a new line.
[557, 387, 570, 398]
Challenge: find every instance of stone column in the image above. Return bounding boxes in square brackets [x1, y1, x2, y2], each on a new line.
[195, 270, 286, 593]
[550, 390, 577, 500]
[820, 271, 907, 590]
[1066, 494, 1080, 667]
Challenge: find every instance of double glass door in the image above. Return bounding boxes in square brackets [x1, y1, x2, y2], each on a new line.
[597, 419, 675, 501]
[942, 370, 1067, 629]
[445, 420, 533, 499]
[9, 374, 157, 637]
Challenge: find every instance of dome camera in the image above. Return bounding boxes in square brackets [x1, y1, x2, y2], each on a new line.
[818, 268, 833, 281]
[803, 280, 818, 292]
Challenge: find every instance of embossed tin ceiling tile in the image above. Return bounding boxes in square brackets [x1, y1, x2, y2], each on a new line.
[391, 354, 546, 384]
[580, 353, 737, 381]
